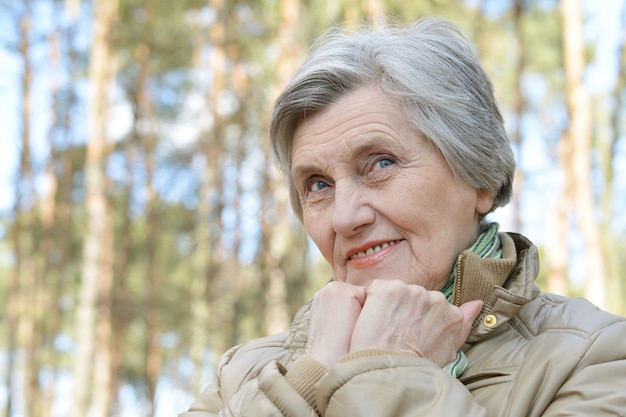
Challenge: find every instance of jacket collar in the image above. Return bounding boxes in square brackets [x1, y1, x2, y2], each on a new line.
[459, 232, 541, 345]
[452, 232, 538, 306]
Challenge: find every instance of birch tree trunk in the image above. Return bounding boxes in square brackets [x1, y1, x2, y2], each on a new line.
[72, 0, 118, 415]
[560, 0, 607, 307]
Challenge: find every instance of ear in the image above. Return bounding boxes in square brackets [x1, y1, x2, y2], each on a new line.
[475, 189, 495, 215]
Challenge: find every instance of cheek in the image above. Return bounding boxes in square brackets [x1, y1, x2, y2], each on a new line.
[303, 214, 334, 259]
[380, 194, 423, 227]
[453, 188, 483, 222]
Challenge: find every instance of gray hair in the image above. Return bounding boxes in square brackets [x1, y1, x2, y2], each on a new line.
[269, 17, 515, 220]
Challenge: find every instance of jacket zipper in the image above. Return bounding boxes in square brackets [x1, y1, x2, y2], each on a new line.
[454, 253, 464, 307]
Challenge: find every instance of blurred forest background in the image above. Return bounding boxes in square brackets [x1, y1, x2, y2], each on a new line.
[1, 0, 625, 415]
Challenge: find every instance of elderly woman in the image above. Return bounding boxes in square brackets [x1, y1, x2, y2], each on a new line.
[180, 17, 626, 416]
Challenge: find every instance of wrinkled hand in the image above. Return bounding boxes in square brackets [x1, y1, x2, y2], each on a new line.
[306, 281, 366, 367]
[349, 280, 483, 367]
[307, 280, 483, 368]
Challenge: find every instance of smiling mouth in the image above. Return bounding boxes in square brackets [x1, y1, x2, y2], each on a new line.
[348, 240, 402, 260]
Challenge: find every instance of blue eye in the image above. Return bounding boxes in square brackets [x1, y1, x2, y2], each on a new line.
[375, 158, 394, 169]
[309, 180, 329, 192]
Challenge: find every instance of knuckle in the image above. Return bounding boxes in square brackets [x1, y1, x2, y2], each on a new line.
[323, 280, 347, 295]
[428, 290, 447, 302]
[368, 279, 403, 296]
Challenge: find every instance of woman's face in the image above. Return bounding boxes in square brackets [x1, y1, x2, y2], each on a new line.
[291, 85, 494, 290]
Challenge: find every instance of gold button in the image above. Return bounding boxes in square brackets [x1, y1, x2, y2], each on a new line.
[484, 314, 497, 327]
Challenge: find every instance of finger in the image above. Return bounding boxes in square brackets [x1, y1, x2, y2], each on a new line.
[307, 281, 366, 366]
[334, 280, 367, 306]
[459, 299, 484, 334]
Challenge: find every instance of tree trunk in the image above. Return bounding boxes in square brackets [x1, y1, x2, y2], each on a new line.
[259, 0, 302, 337]
[560, 0, 607, 307]
[511, 0, 526, 233]
[109, 118, 135, 417]
[600, 5, 626, 315]
[343, 0, 359, 28]
[14, 5, 41, 416]
[365, 0, 384, 27]
[546, 185, 570, 296]
[39, 23, 64, 417]
[65, 0, 80, 21]
[187, 0, 225, 390]
[72, 0, 118, 416]
[548, 4, 574, 297]
[470, 0, 486, 61]
[136, 40, 163, 415]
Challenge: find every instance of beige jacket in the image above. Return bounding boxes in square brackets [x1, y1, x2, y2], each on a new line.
[180, 233, 626, 416]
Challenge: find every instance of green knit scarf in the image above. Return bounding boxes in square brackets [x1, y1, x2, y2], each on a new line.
[440, 222, 501, 378]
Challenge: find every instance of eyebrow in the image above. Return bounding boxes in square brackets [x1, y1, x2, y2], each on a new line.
[291, 137, 392, 183]
[290, 161, 320, 188]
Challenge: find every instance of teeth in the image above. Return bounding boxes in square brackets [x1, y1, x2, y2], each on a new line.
[350, 240, 399, 260]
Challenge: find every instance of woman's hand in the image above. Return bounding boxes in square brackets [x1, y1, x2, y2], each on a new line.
[306, 281, 367, 367]
[349, 280, 483, 367]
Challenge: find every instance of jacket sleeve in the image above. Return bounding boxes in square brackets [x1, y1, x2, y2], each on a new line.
[179, 361, 320, 417]
[178, 379, 222, 417]
[180, 347, 488, 417]
[311, 350, 488, 417]
[178, 345, 240, 417]
[540, 319, 626, 416]
[178, 345, 320, 417]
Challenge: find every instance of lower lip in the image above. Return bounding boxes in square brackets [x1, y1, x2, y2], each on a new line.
[347, 241, 400, 270]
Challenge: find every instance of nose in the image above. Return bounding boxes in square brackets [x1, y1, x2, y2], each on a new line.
[332, 180, 375, 236]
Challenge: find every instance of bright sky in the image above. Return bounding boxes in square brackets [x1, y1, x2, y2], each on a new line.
[0, 46, 20, 215]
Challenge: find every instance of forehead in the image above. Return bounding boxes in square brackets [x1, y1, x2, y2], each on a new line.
[290, 86, 410, 165]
